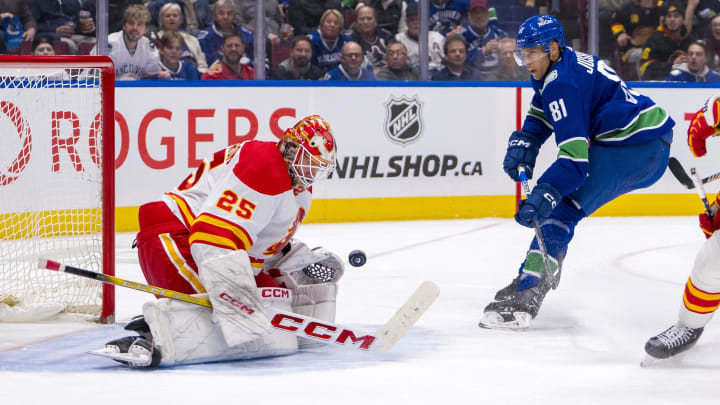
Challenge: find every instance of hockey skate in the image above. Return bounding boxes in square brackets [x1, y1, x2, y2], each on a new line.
[89, 315, 161, 368]
[641, 322, 704, 366]
[479, 274, 552, 330]
[493, 272, 522, 301]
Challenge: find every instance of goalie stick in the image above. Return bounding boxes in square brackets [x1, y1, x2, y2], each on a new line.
[38, 258, 439, 352]
[668, 157, 720, 190]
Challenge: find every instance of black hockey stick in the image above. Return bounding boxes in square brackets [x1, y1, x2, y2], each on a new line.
[668, 157, 720, 189]
[519, 166, 561, 289]
[690, 168, 714, 219]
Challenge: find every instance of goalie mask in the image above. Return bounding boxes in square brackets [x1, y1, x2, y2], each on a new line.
[279, 115, 337, 188]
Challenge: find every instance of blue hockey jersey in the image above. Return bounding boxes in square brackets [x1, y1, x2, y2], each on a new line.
[522, 47, 675, 197]
[308, 30, 353, 73]
[158, 61, 201, 80]
[197, 24, 254, 66]
[425, 0, 470, 34]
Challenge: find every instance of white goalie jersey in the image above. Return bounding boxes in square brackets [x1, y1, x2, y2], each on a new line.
[162, 140, 312, 271]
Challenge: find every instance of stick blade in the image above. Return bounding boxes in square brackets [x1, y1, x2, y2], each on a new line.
[37, 257, 63, 271]
[668, 157, 695, 189]
[375, 280, 440, 350]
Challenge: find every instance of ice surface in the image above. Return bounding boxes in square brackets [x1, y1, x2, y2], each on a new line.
[1, 217, 719, 404]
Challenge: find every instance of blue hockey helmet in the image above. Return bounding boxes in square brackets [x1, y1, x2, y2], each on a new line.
[514, 15, 565, 65]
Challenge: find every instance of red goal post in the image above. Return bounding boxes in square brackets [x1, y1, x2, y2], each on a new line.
[0, 56, 115, 323]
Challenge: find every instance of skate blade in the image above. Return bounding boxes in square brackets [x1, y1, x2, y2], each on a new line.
[88, 348, 151, 367]
[478, 311, 531, 330]
[640, 354, 663, 368]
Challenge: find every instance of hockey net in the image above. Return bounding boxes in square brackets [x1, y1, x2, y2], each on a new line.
[0, 56, 115, 323]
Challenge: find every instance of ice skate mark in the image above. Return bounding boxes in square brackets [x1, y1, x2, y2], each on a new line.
[612, 242, 700, 285]
[371, 221, 505, 259]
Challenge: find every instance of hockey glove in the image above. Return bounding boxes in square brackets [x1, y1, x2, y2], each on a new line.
[503, 130, 542, 181]
[699, 193, 720, 239]
[515, 183, 561, 228]
[688, 98, 720, 158]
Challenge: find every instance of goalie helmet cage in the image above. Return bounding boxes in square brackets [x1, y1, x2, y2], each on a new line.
[0, 56, 115, 323]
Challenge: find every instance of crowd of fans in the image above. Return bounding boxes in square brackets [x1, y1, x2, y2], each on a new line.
[4, 0, 720, 82]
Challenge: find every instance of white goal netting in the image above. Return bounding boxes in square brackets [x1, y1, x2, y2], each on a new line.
[0, 62, 114, 322]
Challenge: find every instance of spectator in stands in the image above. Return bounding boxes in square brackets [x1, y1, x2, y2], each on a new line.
[202, 32, 254, 79]
[271, 35, 324, 79]
[350, 5, 393, 70]
[309, 9, 352, 73]
[109, 1, 145, 34]
[428, 0, 469, 35]
[157, 30, 202, 80]
[640, 1, 694, 80]
[97, 5, 161, 80]
[197, 0, 254, 66]
[148, 0, 212, 33]
[157, 2, 208, 72]
[323, 40, 376, 80]
[233, 0, 285, 44]
[598, 0, 631, 61]
[666, 40, 720, 82]
[396, 2, 445, 72]
[30, 0, 84, 54]
[684, 0, 720, 38]
[491, 37, 530, 81]
[356, 0, 407, 34]
[705, 14, 720, 70]
[456, 0, 506, 78]
[0, 0, 36, 54]
[287, 0, 342, 36]
[31, 35, 54, 55]
[611, 0, 664, 79]
[376, 40, 418, 80]
[432, 33, 483, 81]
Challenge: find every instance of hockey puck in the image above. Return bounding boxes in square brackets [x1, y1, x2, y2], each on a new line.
[348, 250, 367, 267]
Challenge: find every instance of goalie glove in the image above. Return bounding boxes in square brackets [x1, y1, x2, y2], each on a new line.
[699, 193, 720, 239]
[688, 96, 720, 158]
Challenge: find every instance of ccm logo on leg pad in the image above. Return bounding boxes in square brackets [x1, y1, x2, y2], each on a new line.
[219, 292, 255, 315]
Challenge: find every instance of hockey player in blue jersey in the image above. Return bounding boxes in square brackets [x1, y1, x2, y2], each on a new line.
[479, 15, 675, 330]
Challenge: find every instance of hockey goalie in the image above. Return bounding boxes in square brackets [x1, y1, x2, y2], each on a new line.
[93, 115, 342, 368]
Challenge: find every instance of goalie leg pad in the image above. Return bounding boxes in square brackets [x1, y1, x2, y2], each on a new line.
[679, 232, 720, 329]
[143, 288, 298, 366]
[292, 283, 338, 348]
[198, 250, 271, 347]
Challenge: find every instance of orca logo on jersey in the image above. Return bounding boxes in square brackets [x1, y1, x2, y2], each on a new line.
[0, 101, 32, 186]
[384, 96, 424, 145]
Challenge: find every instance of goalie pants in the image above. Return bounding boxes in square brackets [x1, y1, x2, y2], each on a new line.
[135, 201, 279, 295]
[520, 134, 672, 277]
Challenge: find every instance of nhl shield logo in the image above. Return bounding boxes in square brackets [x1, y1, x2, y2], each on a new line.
[384, 96, 423, 145]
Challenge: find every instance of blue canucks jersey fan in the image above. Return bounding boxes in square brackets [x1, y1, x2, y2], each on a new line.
[422, 0, 470, 35]
[479, 15, 675, 330]
[308, 9, 353, 74]
[456, 0, 505, 76]
[197, 0, 254, 66]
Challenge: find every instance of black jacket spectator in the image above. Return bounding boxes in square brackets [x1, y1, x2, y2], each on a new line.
[359, 0, 404, 34]
[272, 59, 324, 79]
[30, 0, 81, 41]
[641, 29, 694, 80]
